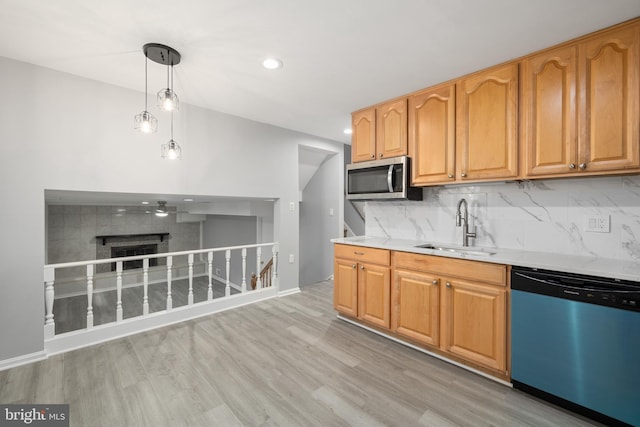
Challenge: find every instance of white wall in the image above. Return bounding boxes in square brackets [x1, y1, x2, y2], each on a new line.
[300, 153, 341, 285]
[366, 176, 640, 261]
[0, 56, 344, 363]
[202, 215, 259, 286]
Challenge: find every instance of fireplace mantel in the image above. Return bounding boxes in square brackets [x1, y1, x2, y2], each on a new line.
[96, 233, 170, 246]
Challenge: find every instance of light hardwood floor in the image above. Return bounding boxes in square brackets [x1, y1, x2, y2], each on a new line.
[1, 281, 600, 426]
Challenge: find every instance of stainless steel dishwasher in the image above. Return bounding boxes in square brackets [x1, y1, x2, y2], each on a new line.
[511, 266, 640, 427]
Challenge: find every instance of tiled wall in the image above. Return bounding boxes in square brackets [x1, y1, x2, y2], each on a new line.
[47, 205, 201, 277]
[365, 175, 640, 262]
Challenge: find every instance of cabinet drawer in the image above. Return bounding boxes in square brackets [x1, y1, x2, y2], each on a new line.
[392, 251, 506, 286]
[334, 244, 390, 266]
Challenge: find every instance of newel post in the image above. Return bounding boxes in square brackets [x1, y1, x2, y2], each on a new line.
[44, 266, 55, 339]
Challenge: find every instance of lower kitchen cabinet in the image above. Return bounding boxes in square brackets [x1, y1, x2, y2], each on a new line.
[442, 278, 507, 372]
[333, 244, 391, 328]
[392, 268, 440, 346]
[390, 250, 509, 376]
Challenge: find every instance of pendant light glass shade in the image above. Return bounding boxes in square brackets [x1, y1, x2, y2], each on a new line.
[155, 201, 169, 217]
[157, 88, 179, 111]
[134, 110, 158, 133]
[161, 140, 182, 160]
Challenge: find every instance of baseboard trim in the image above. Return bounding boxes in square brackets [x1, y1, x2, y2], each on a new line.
[278, 287, 301, 297]
[0, 350, 47, 372]
[336, 314, 512, 387]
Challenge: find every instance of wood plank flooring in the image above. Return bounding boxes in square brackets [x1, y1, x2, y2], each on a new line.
[1, 281, 601, 426]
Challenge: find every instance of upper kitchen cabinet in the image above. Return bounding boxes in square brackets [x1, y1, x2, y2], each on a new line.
[521, 45, 578, 177]
[376, 98, 408, 160]
[523, 21, 640, 178]
[351, 108, 377, 163]
[578, 23, 640, 174]
[408, 83, 456, 185]
[351, 99, 408, 163]
[456, 63, 519, 181]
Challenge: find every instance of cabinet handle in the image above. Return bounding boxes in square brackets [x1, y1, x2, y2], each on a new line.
[569, 163, 576, 169]
[461, 173, 467, 178]
[432, 279, 438, 285]
[354, 251, 365, 256]
[448, 174, 453, 179]
[360, 265, 365, 270]
[446, 282, 451, 288]
[579, 163, 587, 170]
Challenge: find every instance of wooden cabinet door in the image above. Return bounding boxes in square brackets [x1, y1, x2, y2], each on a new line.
[376, 99, 408, 160]
[333, 258, 358, 316]
[352, 108, 376, 163]
[578, 24, 640, 173]
[357, 263, 391, 329]
[457, 63, 519, 180]
[522, 45, 578, 177]
[392, 269, 440, 346]
[442, 279, 507, 372]
[408, 83, 456, 185]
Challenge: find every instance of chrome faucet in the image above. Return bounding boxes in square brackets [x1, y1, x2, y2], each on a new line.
[455, 198, 476, 247]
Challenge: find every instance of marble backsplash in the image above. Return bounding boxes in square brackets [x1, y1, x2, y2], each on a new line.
[365, 175, 640, 262]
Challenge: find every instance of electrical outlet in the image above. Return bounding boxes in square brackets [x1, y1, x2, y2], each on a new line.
[289, 254, 295, 263]
[584, 215, 610, 233]
[289, 202, 295, 212]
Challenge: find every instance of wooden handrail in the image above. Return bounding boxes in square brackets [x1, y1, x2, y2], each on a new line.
[251, 258, 273, 289]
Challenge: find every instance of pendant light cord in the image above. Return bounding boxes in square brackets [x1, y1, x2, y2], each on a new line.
[144, 55, 148, 110]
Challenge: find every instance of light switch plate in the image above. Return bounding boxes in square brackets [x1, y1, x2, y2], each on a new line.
[584, 215, 610, 233]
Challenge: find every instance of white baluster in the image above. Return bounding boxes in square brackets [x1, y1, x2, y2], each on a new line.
[166, 256, 173, 310]
[44, 266, 55, 339]
[86, 264, 94, 329]
[116, 261, 123, 322]
[241, 248, 247, 293]
[207, 252, 213, 301]
[142, 258, 149, 316]
[188, 253, 194, 305]
[225, 249, 231, 297]
[272, 244, 278, 289]
[256, 246, 262, 289]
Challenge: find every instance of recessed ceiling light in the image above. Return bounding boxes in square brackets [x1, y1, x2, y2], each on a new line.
[262, 57, 283, 70]
[344, 128, 353, 135]
[183, 198, 194, 202]
[141, 201, 149, 205]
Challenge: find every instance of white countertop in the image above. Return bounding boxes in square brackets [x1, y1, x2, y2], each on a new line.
[332, 236, 640, 282]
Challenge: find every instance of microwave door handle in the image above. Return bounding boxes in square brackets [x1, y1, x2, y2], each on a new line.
[387, 165, 394, 192]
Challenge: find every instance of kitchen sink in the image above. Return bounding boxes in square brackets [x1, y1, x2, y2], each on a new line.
[415, 243, 496, 256]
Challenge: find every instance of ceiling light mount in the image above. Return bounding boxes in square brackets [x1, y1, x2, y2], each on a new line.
[143, 43, 181, 66]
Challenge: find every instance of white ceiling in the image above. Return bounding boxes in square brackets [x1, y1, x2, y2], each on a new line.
[2, 0, 639, 146]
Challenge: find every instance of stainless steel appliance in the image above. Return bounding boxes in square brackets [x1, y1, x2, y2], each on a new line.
[511, 266, 640, 426]
[346, 156, 422, 200]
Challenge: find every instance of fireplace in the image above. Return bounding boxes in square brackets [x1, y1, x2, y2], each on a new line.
[95, 233, 170, 274]
[111, 244, 159, 271]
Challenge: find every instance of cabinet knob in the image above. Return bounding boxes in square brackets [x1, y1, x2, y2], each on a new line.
[579, 163, 587, 170]
[432, 279, 438, 285]
[448, 174, 453, 179]
[370, 154, 375, 158]
[351, 264, 356, 269]
[569, 163, 576, 169]
[360, 265, 365, 270]
[461, 173, 467, 178]
[379, 153, 384, 158]
[446, 282, 451, 288]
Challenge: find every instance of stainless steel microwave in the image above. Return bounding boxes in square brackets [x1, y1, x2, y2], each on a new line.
[346, 156, 422, 200]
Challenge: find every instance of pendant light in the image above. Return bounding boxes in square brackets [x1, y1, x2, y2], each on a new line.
[161, 111, 182, 160]
[133, 55, 157, 133]
[155, 201, 169, 217]
[157, 49, 179, 112]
